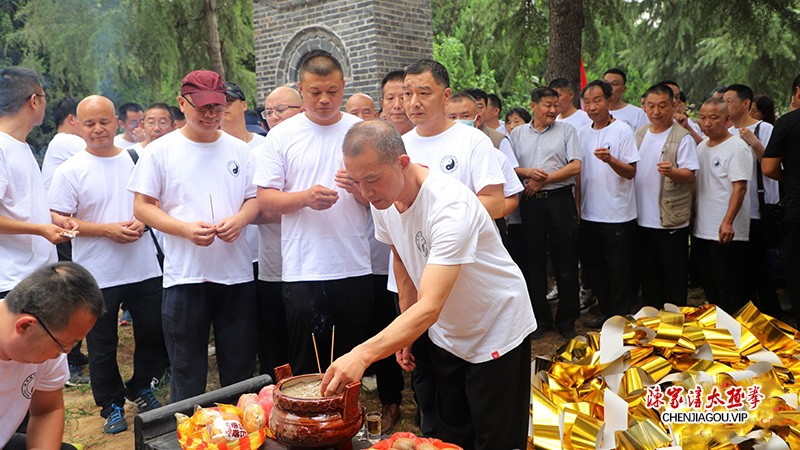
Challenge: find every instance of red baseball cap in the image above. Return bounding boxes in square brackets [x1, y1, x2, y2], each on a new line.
[180, 70, 226, 107]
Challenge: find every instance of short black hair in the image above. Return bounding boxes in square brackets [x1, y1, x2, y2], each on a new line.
[714, 86, 728, 95]
[487, 93, 502, 111]
[657, 80, 680, 90]
[0, 67, 43, 117]
[4, 262, 104, 331]
[52, 97, 79, 127]
[381, 70, 405, 92]
[146, 103, 175, 122]
[581, 80, 613, 100]
[506, 107, 532, 124]
[118, 102, 143, 122]
[603, 68, 627, 85]
[644, 83, 675, 101]
[792, 73, 800, 97]
[464, 88, 488, 104]
[531, 86, 559, 103]
[299, 50, 344, 81]
[450, 91, 477, 103]
[404, 59, 450, 88]
[724, 84, 754, 102]
[170, 105, 185, 121]
[548, 78, 574, 92]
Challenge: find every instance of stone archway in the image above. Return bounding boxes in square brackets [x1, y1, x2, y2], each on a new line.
[275, 26, 351, 87]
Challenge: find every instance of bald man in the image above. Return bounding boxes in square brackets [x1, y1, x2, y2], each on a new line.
[48, 95, 167, 434]
[346, 93, 379, 120]
[263, 86, 303, 129]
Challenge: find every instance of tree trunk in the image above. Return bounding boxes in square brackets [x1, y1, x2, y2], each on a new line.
[545, 0, 583, 97]
[202, 0, 225, 78]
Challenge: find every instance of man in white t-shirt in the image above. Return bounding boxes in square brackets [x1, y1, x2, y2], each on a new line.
[400, 60, 506, 436]
[0, 67, 79, 297]
[381, 70, 414, 135]
[603, 68, 648, 132]
[263, 86, 304, 130]
[48, 96, 168, 435]
[693, 98, 753, 313]
[723, 84, 782, 316]
[0, 262, 103, 450]
[127, 103, 175, 160]
[113, 103, 145, 149]
[322, 121, 535, 450]
[577, 80, 640, 328]
[346, 93, 379, 120]
[128, 70, 260, 402]
[222, 81, 287, 380]
[41, 97, 84, 191]
[549, 78, 592, 131]
[634, 83, 698, 309]
[255, 50, 373, 376]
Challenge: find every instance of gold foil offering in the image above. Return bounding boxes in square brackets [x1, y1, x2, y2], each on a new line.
[530, 302, 800, 449]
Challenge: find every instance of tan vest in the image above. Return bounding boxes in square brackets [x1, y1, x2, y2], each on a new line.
[481, 125, 505, 149]
[635, 124, 693, 227]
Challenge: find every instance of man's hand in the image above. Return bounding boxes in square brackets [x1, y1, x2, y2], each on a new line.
[594, 147, 612, 163]
[105, 221, 143, 244]
[183, 221, 216, 246]
[656, 161, 674, 177]
[215, 215, 245, 243]
[523, 178, 546, 197]
[305, 185, 339, 210]
[528, 168, 549, 182]
[130, 127, 146, 143]
[51, 213, 79, 232]
[335, 169, 368, 206]
[395, 347, 416, 371]
[128, 219, 146, 234]
[739, 127, 760, 147]
[321, 349, 370, 396]
[719, 221, 735, 244]
[39, 224, 78, 244]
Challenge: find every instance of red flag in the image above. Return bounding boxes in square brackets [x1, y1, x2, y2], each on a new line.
[579, 57, 588, 90]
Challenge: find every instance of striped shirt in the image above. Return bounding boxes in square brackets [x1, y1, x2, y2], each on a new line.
[507, 120, 581, 191]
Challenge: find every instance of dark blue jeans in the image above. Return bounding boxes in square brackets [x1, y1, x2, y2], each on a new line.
[85, 277, 168, 414]
[162, 281, 257, 402]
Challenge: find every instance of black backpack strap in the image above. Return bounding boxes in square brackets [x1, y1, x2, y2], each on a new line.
[125, 147, 163, 263]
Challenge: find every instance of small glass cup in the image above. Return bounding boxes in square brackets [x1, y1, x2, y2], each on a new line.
[366, 410, 382, 443]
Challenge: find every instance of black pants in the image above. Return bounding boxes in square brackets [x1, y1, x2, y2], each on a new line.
[694, 238, 749, 314]
[86, 277, 168, 414]
[744, 219, 782, 316]
[580, 220, 636, 318]
[4, 435, 76, 450]
[784, 221, 800, 326]
[366, 275, 403, 405]
[162, 281, 257, 402]
[411, 332, 438, 436]
[519, 189, 579, 331]
[431, 336, 531, 450]
[282, 275, 373, 375]
[637, 226, 690, 308]
[256, 278, 288, 380]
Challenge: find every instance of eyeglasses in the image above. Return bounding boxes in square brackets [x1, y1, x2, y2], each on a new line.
[34, 93, 49, 101]
[261, 105, 301, 119]
[181, 94, 226, 114]
[21, 309, 69, 354]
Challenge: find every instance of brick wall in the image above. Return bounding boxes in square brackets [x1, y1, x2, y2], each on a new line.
[253, 0, 432, 106]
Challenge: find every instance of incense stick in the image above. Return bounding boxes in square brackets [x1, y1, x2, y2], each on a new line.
[330, 325, 335, 367]
[311, 333, 322, 374]
[209, 195, 215, 225]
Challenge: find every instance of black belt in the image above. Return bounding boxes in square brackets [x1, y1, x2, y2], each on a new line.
[529, 185, 573, 199]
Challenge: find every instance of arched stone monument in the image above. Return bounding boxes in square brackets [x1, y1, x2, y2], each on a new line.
[253, 0, 433, 105]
